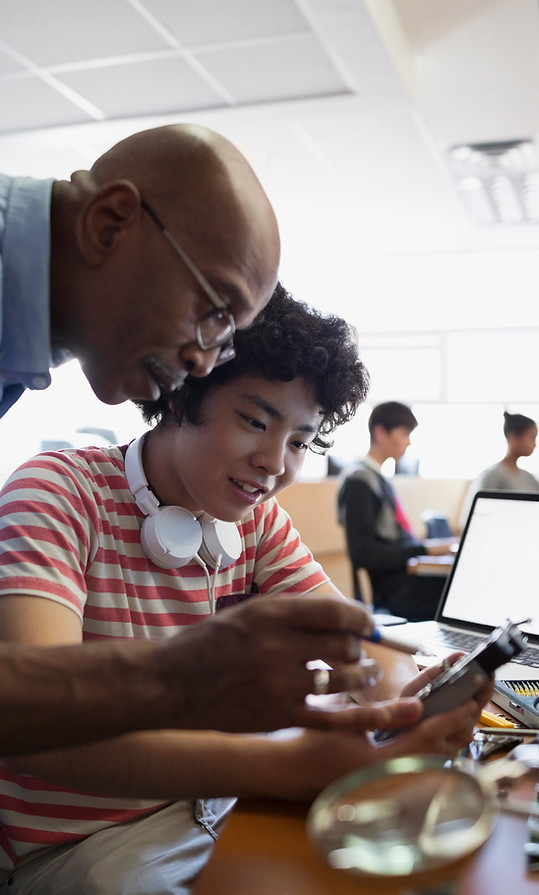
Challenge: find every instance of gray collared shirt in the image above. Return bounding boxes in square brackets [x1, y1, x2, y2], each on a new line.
[0, 173, 57, 417]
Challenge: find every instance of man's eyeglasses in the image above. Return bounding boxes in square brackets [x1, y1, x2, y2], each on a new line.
[141, 200, 236, 366]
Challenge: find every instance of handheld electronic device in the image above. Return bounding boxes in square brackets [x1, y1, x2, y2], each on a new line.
[375, 619, 526, 742]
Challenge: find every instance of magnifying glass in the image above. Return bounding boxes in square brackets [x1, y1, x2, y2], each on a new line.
[307, 749, 539, 882]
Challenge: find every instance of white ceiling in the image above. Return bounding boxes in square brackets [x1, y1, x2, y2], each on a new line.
[0, 0, 538, 321]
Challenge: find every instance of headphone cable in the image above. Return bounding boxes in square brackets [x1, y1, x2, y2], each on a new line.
[209, 554, 223, 615]
[193, 553, 223, 616]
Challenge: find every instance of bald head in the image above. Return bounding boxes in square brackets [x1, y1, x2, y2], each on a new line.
[50, 124, 280, 407]
[91, 123, 263, 206]
[89, 124, 280, 303]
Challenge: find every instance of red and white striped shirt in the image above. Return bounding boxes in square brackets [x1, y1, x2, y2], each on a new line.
[0, 444, 327, 871]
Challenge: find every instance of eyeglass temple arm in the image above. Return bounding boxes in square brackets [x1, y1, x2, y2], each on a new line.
[141, 200, 227, 311]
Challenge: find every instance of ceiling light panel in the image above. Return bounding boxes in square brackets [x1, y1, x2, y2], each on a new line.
[446, 139, 539, 225]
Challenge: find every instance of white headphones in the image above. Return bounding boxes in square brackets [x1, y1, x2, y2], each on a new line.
[124, 434, 242, 571]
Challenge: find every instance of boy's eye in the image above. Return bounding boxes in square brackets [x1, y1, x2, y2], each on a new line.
[242, 414, 265, 430]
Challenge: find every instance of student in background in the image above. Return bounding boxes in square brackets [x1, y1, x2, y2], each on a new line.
[459, 411, 539, 529]
[0, 291, 486, 894]
[338, 402, 453, 620]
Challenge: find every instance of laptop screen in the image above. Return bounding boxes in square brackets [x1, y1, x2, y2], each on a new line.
[438, 491, 539, 642]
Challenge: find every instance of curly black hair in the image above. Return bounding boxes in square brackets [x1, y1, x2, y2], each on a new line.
[137, 282, 370, 453]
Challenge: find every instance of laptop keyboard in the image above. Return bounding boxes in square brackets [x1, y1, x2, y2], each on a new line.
[430, 628, 539, 667]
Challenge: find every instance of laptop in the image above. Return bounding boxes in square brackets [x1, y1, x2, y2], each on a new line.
[398, 490, 539, 681]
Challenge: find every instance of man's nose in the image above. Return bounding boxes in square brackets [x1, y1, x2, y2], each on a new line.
[180, 344, 221, 378]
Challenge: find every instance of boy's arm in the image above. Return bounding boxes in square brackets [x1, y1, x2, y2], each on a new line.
[5, 696, 484, 801]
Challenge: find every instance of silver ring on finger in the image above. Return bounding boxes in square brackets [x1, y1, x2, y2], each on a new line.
[312, 667, 331, 696]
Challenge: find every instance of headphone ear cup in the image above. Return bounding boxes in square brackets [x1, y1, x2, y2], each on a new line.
[141, 506, 202, 569]
[199, 518, 242, 569]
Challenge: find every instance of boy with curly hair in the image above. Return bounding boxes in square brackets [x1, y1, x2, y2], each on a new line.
[0, 285, 486, 894]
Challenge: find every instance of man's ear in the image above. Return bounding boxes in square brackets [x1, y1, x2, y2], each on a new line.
[76, 181, 141, 266]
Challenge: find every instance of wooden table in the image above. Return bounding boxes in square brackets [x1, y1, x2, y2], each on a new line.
[194, 703, 537, 895]
[193, 784, 539, 895]
[407, 554, 455, 576]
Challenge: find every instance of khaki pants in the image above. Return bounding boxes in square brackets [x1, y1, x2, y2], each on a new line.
[0, 798, 234, 895]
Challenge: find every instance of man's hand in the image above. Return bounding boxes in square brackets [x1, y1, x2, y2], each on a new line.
[260, 692, 481, 800]
[157, 595, 386, 733]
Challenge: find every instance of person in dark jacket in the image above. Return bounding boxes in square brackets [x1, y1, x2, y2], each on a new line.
[338, 402, 451, 619]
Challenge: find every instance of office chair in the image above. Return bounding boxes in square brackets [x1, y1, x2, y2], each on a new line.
[421, 510, 453, 539]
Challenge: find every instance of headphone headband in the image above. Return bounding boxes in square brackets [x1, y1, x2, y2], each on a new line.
[124, 434, 241, 570]
[124, 433, 160, 516]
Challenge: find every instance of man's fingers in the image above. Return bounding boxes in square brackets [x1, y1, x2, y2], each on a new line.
[264, 595, 375, 638]
[296, 697, 423, 733]
[319, 659, 383, 693]
[212, 596, 374, 664]
[371, 697, 424, 730]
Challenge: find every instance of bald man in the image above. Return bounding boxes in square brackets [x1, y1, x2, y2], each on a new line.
[2, 123, 280, 412]
[0, 126, 395, 755]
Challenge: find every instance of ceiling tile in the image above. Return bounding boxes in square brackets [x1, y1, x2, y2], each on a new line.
[0, 76, 94, 133]
[196, 34, 349, 104]
[0, 0, 169, 66]
[142, 0, 308, 46]
[0, 45, 24, 75]
[56, 55, 227, 120]
[0, 0, 536, 265]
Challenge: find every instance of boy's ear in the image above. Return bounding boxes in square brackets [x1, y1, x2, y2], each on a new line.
[371, 423, 388, 443]
[76, 181, 141, 265]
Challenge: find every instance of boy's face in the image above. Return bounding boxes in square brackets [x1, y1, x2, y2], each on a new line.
[154, 374, 323, 521]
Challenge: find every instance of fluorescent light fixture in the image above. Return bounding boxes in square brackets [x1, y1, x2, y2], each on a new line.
[446, 140, 539, 226]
